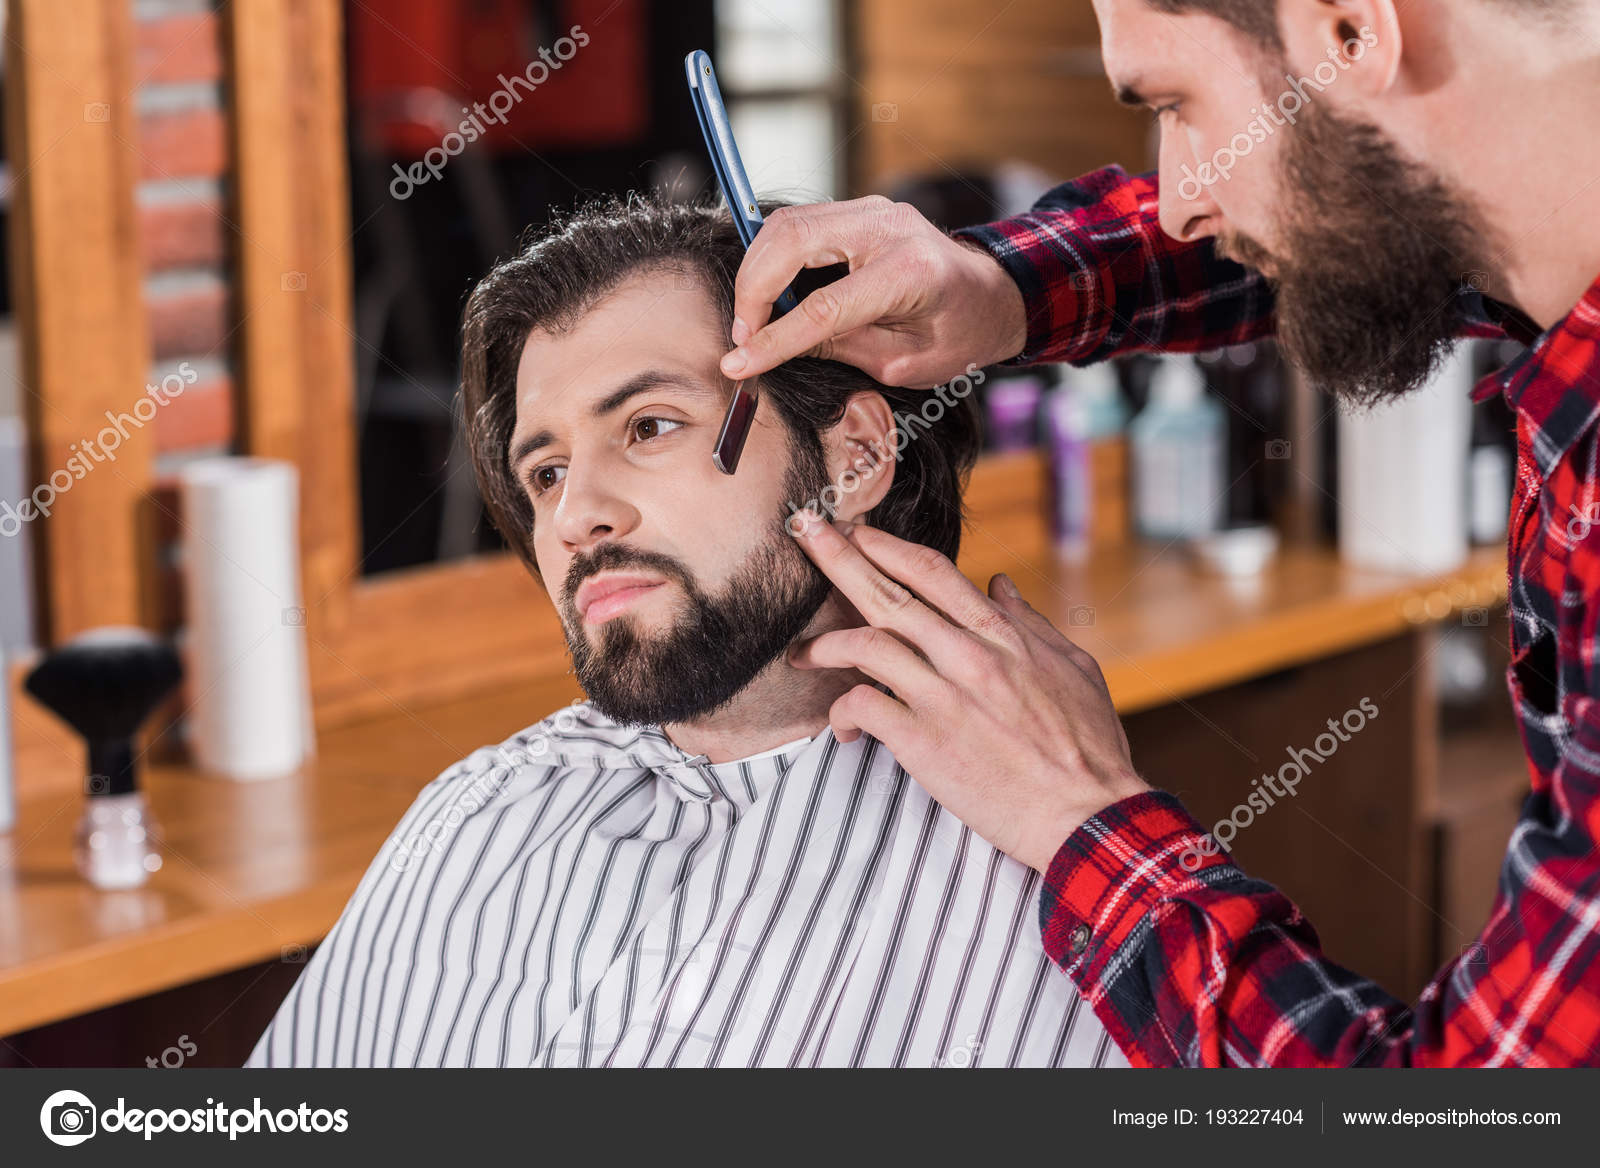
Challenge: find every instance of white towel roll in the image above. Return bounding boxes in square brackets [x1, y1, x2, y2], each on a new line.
[178, 457, 315, 779]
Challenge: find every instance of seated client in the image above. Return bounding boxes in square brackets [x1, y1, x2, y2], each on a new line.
[245, 194, 1125, 1068]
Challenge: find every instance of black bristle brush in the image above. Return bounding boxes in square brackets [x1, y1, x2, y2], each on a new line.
[24, 627, 183, 888]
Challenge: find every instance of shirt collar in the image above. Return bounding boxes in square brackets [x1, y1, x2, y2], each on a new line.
[1472, 273, 1600, 478]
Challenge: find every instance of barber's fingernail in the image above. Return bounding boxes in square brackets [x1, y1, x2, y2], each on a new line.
[731, 317, 750, 345]
[997, 573, 1020, 599]
[722, 348, 749, 376]
[788, 508, 823, 537]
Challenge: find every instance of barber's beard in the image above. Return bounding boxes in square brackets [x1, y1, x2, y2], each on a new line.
[558, 443, 835, 727]
[1222, 102, 1492, 408]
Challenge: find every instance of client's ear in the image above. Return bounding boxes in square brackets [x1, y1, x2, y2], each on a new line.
[819, 391, 897, 523]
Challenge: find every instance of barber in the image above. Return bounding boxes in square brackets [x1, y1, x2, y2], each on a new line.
[718, 0, 1600, 1066]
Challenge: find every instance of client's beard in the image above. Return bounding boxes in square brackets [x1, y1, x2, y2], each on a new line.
[1222, 101, 1493, 408]
[558, 444, 835, 727]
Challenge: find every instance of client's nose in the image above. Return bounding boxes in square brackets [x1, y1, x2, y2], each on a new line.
[553, 464, 641, 552]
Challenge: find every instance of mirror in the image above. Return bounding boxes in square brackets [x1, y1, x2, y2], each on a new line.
[341, 0, 847, 576]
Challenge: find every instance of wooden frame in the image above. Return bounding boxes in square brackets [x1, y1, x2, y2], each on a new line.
[226, 0, 566, 729]
[220, 1, 1024, 731]
[217, 1, 1050, 732]
[6, 0, 154, 640]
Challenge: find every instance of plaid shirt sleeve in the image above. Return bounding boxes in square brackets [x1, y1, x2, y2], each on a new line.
[949, 165, 1276, 365]
[1043, 740, 1600, 1066]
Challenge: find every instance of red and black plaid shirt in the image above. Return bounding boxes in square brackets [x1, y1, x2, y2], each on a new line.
[953, 166, 1600, 1067]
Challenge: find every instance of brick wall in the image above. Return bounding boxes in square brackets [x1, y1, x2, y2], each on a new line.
[131, 0, 233, 632]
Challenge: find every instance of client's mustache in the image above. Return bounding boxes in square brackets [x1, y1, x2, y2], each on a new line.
[562, 543, 695, 614]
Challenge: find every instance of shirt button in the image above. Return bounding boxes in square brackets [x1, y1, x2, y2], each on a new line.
[1069, 923, 1092, 955]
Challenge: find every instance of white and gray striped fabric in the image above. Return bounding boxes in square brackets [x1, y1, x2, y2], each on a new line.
[245, 702, 1125, 1068]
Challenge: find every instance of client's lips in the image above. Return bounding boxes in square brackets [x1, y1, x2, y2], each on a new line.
[574, 572, 667, 623]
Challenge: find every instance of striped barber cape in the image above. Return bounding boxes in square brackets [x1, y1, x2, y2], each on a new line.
[245, 701, 1125, 1068]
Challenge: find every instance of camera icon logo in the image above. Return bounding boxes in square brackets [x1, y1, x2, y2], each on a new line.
[40, 1089, 97, 1146]
[871, 102, 898, 122]
[1266, 438, 1292, 460]
[281, 271, 307, 292]
[1462, 271, 1490, 293]
[83, 102, 110, 123]
[1068, 605, 1096, 627]
[282, 606, 306, 626]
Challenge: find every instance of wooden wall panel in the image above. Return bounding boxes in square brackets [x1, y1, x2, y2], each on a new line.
[5, 0, 154, 637]
[854, 0, 1150, 196]
[226, 0, 358, 589]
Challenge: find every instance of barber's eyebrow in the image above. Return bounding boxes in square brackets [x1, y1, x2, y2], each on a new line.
[506, 368, 718, 474]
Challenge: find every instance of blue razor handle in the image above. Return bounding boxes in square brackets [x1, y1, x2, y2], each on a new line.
[685, 50, 799, 316]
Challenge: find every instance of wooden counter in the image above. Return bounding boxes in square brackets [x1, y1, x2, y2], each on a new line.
[0, 524, 1506, 1036]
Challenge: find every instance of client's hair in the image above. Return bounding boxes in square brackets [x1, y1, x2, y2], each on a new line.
[458, 192, 981, 574]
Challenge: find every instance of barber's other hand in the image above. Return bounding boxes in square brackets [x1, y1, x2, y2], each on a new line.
[787, 518, 1149, 874]
[720, 196, 1027, 388]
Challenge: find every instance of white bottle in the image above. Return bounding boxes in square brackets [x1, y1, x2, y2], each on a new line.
[1130, 356, 1226, 539]
[1337, 341, 1474, 573]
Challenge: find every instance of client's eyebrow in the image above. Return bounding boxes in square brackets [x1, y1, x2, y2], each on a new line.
[507, 368, 719, 475]
[1114, 81, 1150, 108]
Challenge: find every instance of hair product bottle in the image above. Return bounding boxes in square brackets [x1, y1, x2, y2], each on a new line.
[1129, 355, 1226, 540]
[1047, 362, 1129, 551]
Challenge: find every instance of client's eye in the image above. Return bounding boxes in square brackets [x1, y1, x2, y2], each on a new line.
[528, 464, 566, 495]
[631, 416, 684, 443]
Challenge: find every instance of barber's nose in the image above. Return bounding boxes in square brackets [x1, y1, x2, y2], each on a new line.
[1157, 127, 1223, 244]
[551, 464, 640, 552]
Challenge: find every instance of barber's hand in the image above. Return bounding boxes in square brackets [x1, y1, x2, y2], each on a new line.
[787, 517, 1149, 874]
[720, 196, 1027, 388]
